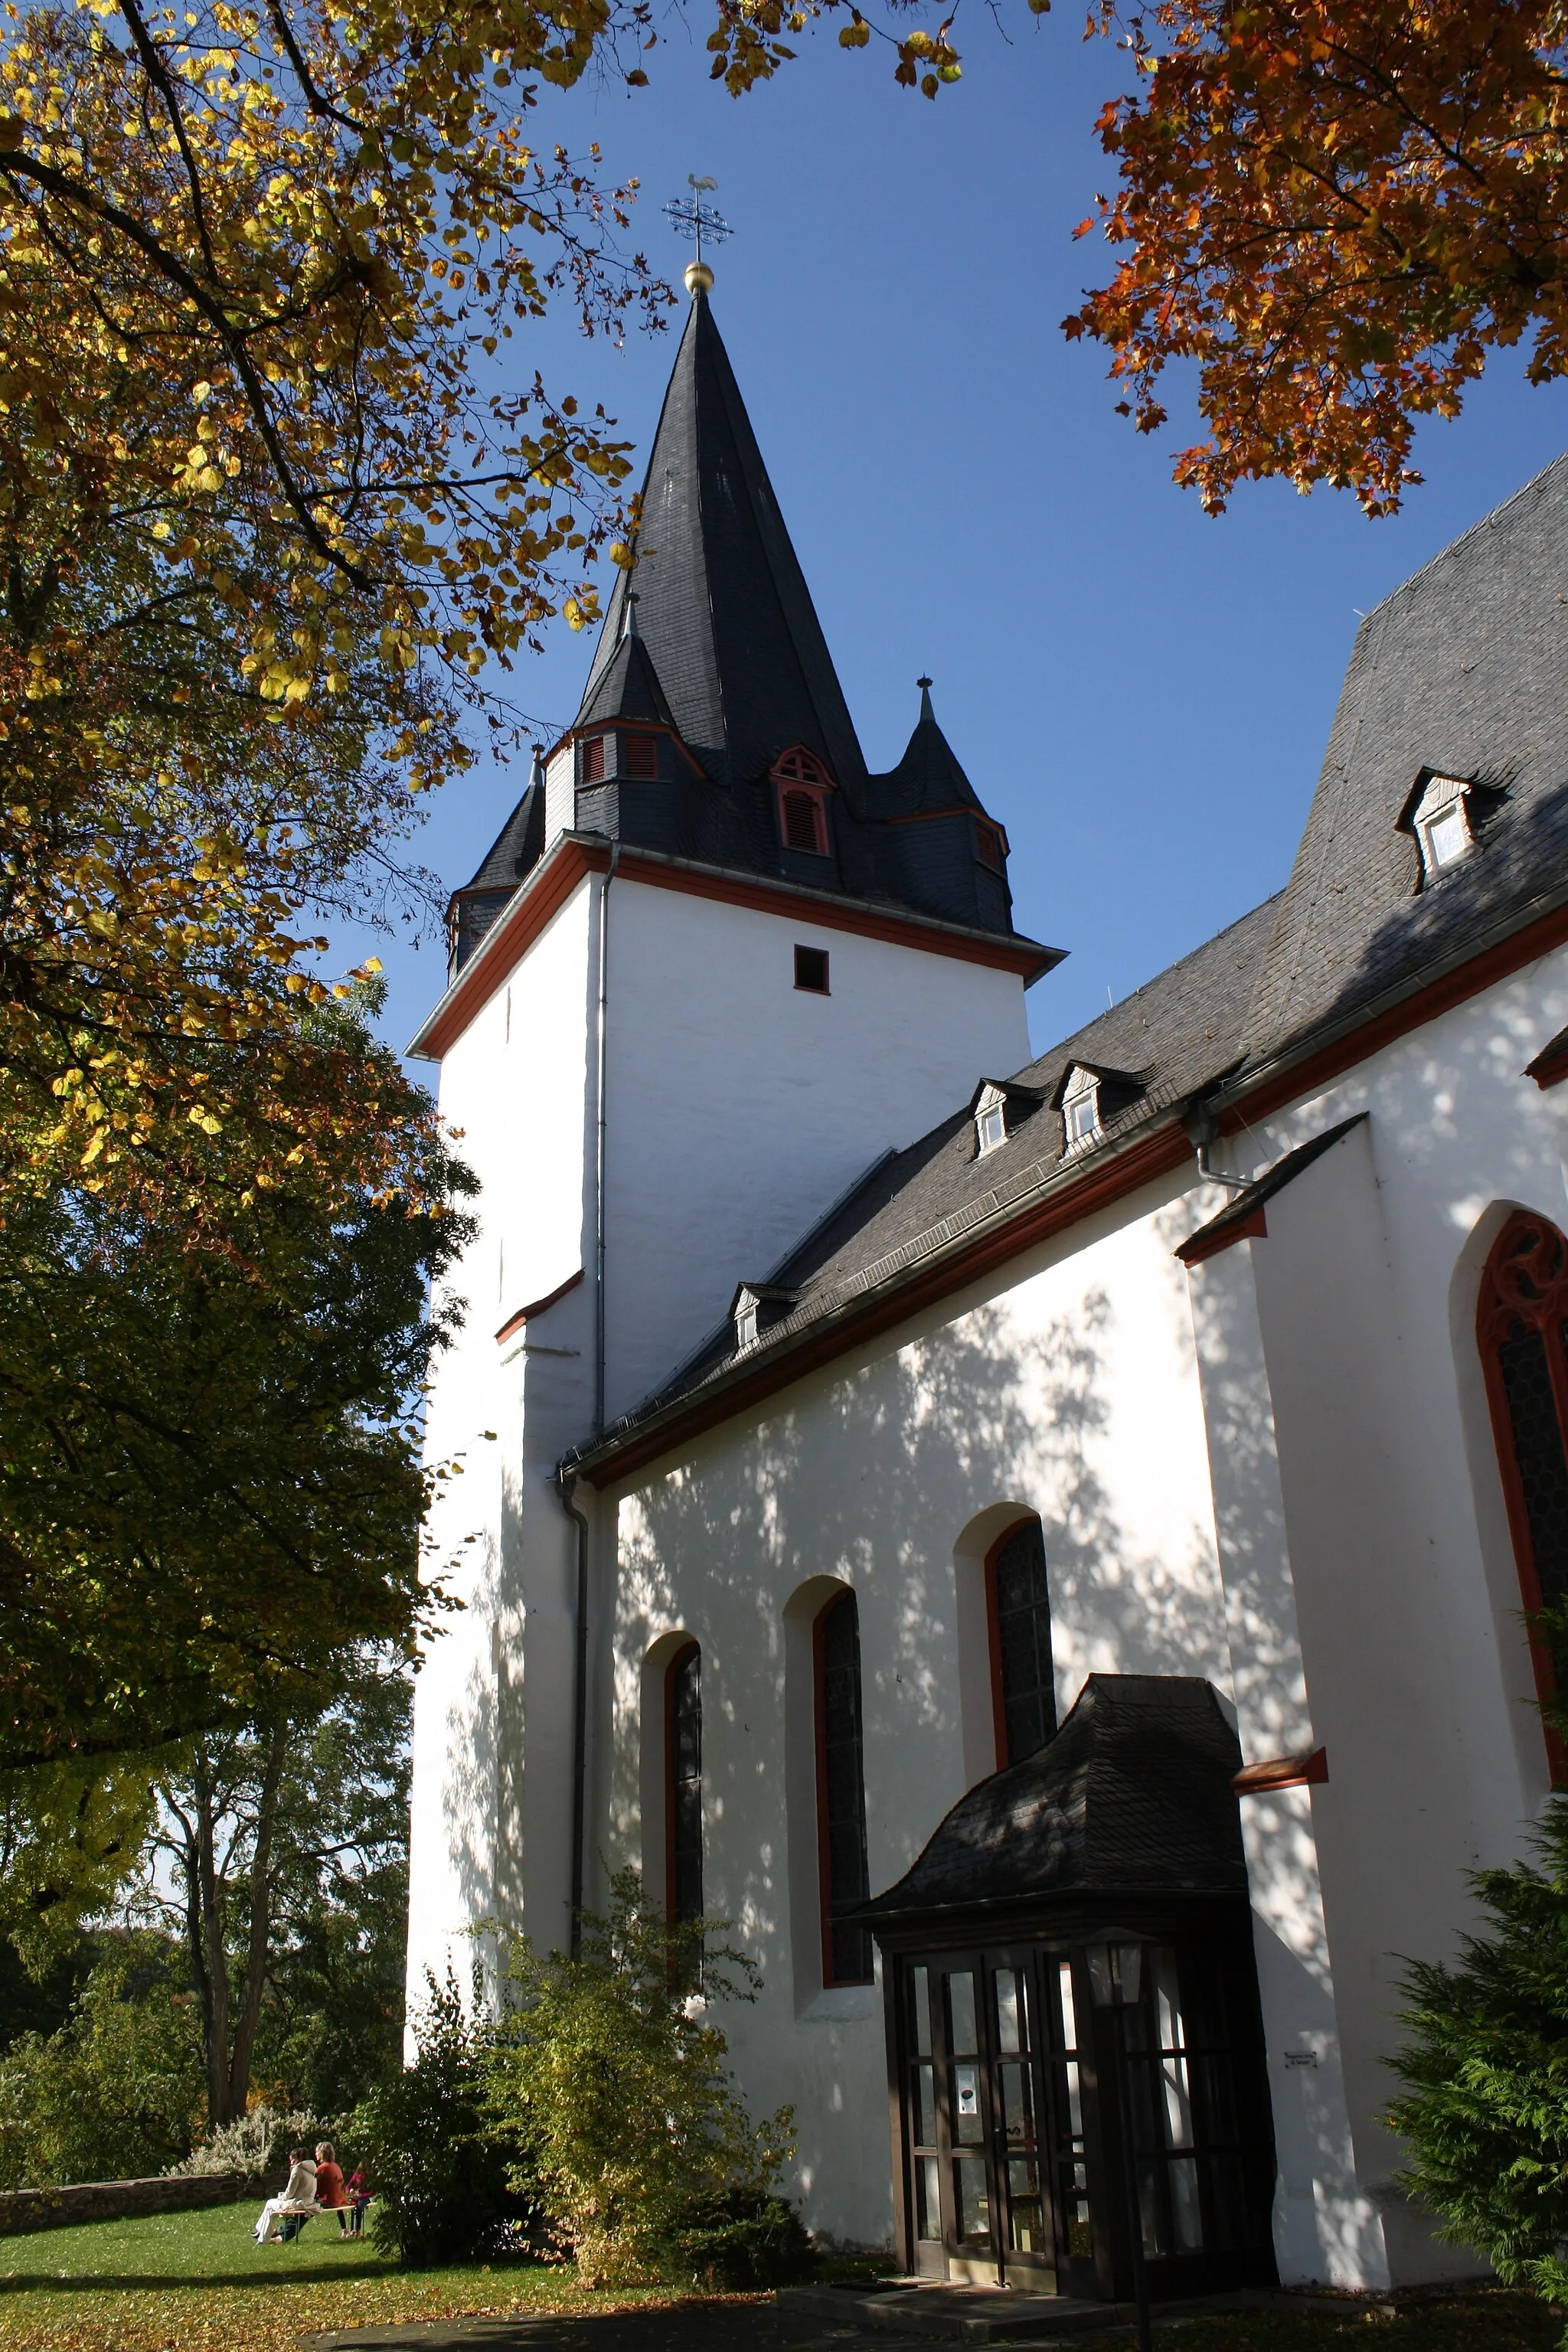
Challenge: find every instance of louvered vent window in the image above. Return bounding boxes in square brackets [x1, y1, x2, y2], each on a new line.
[582, 734, 605, 784]
[623, 731, 659, 779]
[975, 819, 1004, 873]
[816, 1589, 872, 1986]
[1478, 1210, 1568, 1782]
[782, 789, 826, 854]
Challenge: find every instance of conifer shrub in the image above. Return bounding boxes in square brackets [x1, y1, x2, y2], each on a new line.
[485, 1870, 800, 2287]
[1387, 1795, 1568, 2318]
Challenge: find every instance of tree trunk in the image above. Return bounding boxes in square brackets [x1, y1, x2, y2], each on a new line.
[224, 1718, 286, 2122]
[191, 1743, 237, 2128]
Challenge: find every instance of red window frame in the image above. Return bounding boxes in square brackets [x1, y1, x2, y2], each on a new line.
[975, 818, 1004, 873]
[623, 730, 659, 779]
[813, 1589, 873, 1988]
[582, 733, 606, 784]
[773, 746, 834, 858]
[779, 783, 828, 855]
[1477, 1209, 1568, 1785]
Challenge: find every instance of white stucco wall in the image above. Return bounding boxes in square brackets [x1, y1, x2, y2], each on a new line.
[599, 876, 1034, 1419]
[599, 1179, 1231, 2248]
[407, 861, 1036, 2001]
[588, 937, 1568, 2282]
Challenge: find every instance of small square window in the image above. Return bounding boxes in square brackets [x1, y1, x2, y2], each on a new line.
[794, 944, 830, 995]
[623, 731, 658, 779]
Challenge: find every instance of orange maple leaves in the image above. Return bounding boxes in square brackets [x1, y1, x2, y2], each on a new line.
[1065, 0, 1568, 511]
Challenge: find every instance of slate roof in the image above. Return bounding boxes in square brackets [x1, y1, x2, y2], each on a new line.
[1241, 450, 1568, 1067]
[583, 289, 867, 795]
[857, 1676, 1246, 1929]
[450, 289, 1027, 949]
[864, 683, 988, 821]
[564, 452, 1568, 1480]
[575, 626, 679, 731]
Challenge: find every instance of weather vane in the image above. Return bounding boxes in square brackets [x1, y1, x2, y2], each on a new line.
[662, 174, 732, 290]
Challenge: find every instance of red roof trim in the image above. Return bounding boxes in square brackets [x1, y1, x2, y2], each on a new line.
[1175, 1204, 1268, 1269]
[411, 838, 1056, 1059]
[580, 1121, 1193, 1487]
[495, 1267, 584, 1346]
[1527, 1039, 1568, 1089]
[1233, 1746, 1327, 1795]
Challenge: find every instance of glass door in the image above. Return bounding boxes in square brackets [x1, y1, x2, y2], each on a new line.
[900, 1951, 1059, 2287]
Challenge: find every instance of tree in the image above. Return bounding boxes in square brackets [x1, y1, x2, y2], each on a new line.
[1063, 0, 1568, 514]
[0, 1929, 204, 2187]
[1387, 1798, 1568, 2311]
[141, 1651, 413, 2130]
[0, 1758, 153, 1971]
[0, 0, 648, 1220]
[0, 982, 475, 1766]
[353, 1965, 522, 2266]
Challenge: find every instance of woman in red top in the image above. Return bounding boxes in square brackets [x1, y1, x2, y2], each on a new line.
[314, 2141, 346, 2230]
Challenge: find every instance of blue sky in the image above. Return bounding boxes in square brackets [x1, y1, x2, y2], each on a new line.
[357, 15, 1568, 1069]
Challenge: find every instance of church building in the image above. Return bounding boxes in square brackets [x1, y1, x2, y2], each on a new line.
[406, 259, 1568, 2303]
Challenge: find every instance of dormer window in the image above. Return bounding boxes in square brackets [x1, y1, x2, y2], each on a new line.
[1061, 1066, 1101, 1151]
[975, 818, 1005, 874]
[732, 1282, 800, 1352]
[773, 746, 834, 859]
[1411, 772, 1473, 880]
[975, 1083, 1008, 1157]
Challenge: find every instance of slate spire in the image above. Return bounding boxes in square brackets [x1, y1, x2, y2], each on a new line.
[577, 287, 866, 791]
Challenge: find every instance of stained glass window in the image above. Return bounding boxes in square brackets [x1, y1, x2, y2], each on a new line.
[1478, 1211, 1568, 1776]
[989, 1519, 1057, 1767]
[817, 1590, 872, 1984]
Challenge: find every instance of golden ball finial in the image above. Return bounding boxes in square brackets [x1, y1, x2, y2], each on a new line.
[684, 259, 714, 296]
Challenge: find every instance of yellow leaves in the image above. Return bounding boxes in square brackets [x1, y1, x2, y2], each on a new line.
[187, 1105, 224, 1134]
[838, 13, 871, 46]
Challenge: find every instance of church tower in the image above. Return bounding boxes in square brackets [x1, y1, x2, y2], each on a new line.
[404, 274, 1060, 1988]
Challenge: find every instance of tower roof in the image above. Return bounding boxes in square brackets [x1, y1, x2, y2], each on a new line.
[576, 621, 679, 732]
[577, 289, 867, 791]
[867, 679, 988, 820]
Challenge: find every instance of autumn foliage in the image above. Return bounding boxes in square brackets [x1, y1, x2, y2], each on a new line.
[1065, 0, 1568, 512]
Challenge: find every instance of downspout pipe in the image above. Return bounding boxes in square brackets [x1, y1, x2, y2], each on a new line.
[560, 838, 619, 1959]
[594, 840, 620, 1437]
[558, 1465, 590, 1956]
[1183, 1102, 1251, 1195]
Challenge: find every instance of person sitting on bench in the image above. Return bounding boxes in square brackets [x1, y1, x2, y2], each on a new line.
[314, 2141, 346, 2231]
[253, 2148, 318, 2244]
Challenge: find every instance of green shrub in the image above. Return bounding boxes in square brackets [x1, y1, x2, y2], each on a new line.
[656, 2187, 813, 2291]
[486, 1869, 796, 2287]
[1387, 1795, 1568, 2320]
[351, 1967, 523, 2267]
[0, 1933, 203, 2187]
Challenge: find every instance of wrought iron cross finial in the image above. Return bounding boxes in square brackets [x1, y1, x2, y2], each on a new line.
[662, 174, 732, 273]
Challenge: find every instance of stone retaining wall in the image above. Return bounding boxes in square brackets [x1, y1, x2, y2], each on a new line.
[0, 2172, 247, 2236]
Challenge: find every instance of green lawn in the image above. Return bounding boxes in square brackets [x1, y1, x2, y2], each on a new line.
[0, 2201, 678, 2349]
[0, 2207, 1557, 2352]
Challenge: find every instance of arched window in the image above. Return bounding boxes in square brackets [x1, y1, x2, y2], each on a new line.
[665, 1641, 703, 1932]
[1478, 1210, 1568, 1779]
[986, 1517, 1057, 1769]
[815, 1589, 872, 1986]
